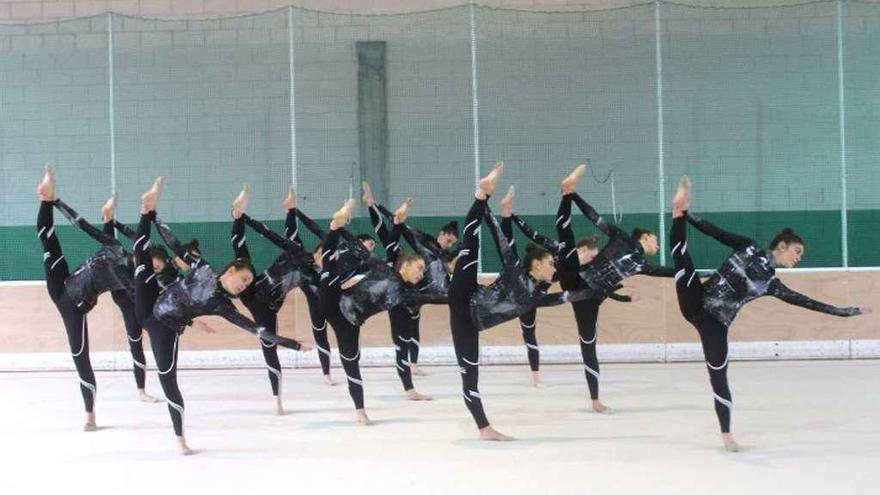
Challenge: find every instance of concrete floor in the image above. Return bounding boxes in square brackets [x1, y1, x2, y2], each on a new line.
[1, 360, 878, 494]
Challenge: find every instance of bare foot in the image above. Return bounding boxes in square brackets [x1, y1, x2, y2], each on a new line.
[405, 389, 432, 401]
[479, 425, 515, 441]
[322, 374, 336, 386]
[672, 176, 692, 218]
[532, 371, 545, 388]
[138, 390, 159, 403]
[561, 163, 587, 195]
[393, 198, 414, 225]
[141, 177, 164, 214]
[177, 436, 195, 455]
[37, 163, 56, 201]
[410, 364, 427, 376]
[275, 396, 285, 416]
[101, 193, 118, 223]
[722, 433, 740, 452]
[83, 412, 97, 432]
[362, 181, 375, 207]
[331, 198, 356, 229]
[478, 161, 504, 198]
[283, 186, 296, 210]
[232, 183, 250, 219]
[500, 186, 515, 218]
[592, 400, 613, 414]
[355, 409, 371, 425]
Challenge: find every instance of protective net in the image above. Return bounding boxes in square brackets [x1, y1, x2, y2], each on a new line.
[2, 1, 879, 280]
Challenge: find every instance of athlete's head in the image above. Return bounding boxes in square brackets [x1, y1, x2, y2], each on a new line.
[576, 235, 600, 265]
[524, 244, 556, 282]
[149, 245, 171, 273]
[437, 221, 459, 251]
[395, 251, 426, 285]
[218, 258, 255, 296]
[770, 228, 804, 268]
[356, 234, 376, 253]
[631, 228, 658, 256]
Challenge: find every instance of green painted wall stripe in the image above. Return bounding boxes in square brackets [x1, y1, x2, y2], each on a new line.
[0, 210, 872, 281]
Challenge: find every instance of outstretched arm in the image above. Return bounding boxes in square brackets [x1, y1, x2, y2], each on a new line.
[216, 301, 303, 350]
[54, 198, 117, 246]
[769, 279, 861, 318]
[484, 208, 519, 268]
[512, 214, 565, 257]
[295, 209, 327, 241]
[395, 222, 434, 259]
[154, 216, 204, 268]
[570, 192, 626, 239]
[113, 220, 138, 241]
[685, 212, 753, 250]
[242, 214, 298, 252]
[537, 288, 597, 308]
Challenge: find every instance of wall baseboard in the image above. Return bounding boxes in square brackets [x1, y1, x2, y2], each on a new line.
[1, 339, 877, 372]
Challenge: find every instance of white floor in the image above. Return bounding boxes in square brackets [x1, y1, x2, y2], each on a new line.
[2, 361, 878, 494]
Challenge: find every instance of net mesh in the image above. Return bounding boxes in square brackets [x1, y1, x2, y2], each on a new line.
[2, 1, 879, 280]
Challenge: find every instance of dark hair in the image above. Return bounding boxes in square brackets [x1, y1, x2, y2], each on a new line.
[770, 228, 804, 250]
[439, 221, 459, 238]
[149, 245, 171, 262]
[220, 258, 255, 278]
[356, 234, 375, 244]
[394, 251, 425, 273]
[523, 244, 552, 271]
[576, 235, 600, 250]
[182, 238, 200, 255]
[631, 228, 655, 242]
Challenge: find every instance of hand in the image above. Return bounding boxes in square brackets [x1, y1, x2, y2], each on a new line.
[298, 342, 315, 352]
[859, 306, 873, 315]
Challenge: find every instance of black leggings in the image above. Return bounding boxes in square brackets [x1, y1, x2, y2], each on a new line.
[319, 262, 364, 410]
[519, 309, 539, 372]
[671, 214, 732, 433]
[327, 311, 364, 410]
[110, 291, 148, 390]
[572, 299, 602, 400]
[133, 212, 185, 436]
[406, 306, 421, 365]
[389, 306, 414, 391]
[499, 216, 541, 372]
[448, 197, 489, 429]
[38, 201, 96, 414]
[244, 301, 284, 397]
[305, 290, 332, 376]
